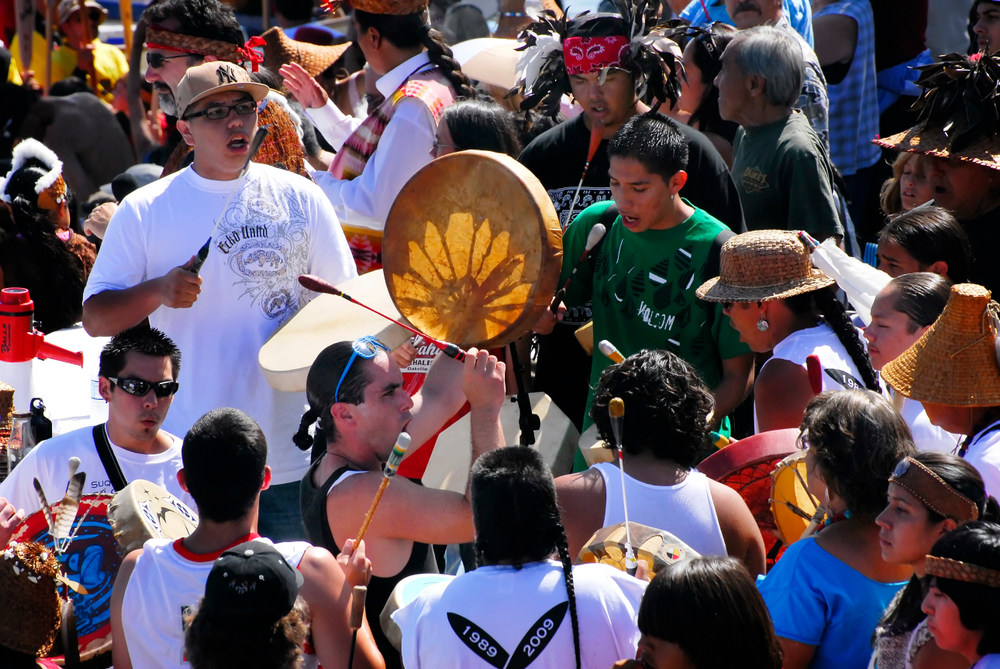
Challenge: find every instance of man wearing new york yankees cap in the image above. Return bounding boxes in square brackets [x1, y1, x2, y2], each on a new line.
[84, 61, 357, 544]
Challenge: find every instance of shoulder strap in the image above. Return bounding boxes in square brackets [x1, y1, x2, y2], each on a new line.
[92, 424, 128, 492]
[588, 203, 619, 271]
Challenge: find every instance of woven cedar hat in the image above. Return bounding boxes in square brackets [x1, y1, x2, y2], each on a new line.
[341, 0, 427, 14]
[260, 27, 351, 78]
[0, 542, 63, 656]
[871, 51, 1000, 172]
[695, 230, 835, 303]
[881, 283, 1000, 406]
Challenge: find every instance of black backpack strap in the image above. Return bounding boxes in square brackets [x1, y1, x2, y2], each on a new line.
[587, 202, 618, 271]
[92, 424, 128, 492]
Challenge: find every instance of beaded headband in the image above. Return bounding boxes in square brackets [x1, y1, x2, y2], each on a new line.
[926, 555, 1000, 588]
[889, 457, 980, 524]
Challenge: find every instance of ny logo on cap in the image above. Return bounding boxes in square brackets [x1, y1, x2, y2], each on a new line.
[217, 64, 240, 85]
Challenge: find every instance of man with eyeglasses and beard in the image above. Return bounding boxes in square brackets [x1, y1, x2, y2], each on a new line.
[82, 61, 356, 544]
[0, 326, 194, 547]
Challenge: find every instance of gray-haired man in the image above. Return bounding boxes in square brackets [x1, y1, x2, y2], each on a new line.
[716, 26, 841, 240]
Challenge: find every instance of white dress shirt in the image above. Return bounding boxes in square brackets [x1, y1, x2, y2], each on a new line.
[309, 51, 440, 232]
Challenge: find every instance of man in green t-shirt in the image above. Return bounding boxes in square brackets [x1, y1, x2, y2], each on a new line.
[535, 113, 754, 459]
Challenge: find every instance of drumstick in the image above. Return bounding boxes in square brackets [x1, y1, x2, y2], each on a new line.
[298, 274, 468, 362]
[550, 223, 607, 314]
[190, 126, 270, 275]
[608, 398, 637, 576]
[347, 585, 367, 669]
[565, 120, 605, 223]
[355, 432, 411, 544]
[598, 339, 625, 363]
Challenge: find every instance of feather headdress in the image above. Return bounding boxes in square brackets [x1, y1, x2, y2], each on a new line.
[873, 50, 1000, 171]
[510, 0, 684, 116]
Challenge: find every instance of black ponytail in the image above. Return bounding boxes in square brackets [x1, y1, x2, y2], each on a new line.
[292, 407, 319, 451]
[419, 25, 477, 100]
[555, 524, 582, 669]
[353, 10, 477, 100]
[786, 287, 880, 392]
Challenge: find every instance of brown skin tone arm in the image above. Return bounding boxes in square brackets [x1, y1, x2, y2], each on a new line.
[710, 353, 755, 430]
[779, 638, 817, 669]
[555, 468, 608, 562]
[707, 479, 766, 576]
[297, 546, 384, 669]
[754, 359, 815, 433]
[110, 548, 142, 669]
[812, 14, 858, 66]
[83, 257, 202, 336]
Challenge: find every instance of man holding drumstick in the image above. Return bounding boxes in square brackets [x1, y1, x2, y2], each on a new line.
[83, 61, 356, 543]
[295, 339, 507, 668]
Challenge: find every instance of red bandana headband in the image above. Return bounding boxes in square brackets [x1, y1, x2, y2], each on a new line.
[563, 35, 630, 75]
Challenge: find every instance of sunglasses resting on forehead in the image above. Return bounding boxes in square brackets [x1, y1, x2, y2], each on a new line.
[335, 336, 390, 403]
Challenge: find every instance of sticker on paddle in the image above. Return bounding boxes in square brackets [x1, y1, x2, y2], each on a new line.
[383, 151, 563, 349]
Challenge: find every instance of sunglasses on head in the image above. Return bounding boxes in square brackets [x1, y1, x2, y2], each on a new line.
[145, 51, 195, 69]
[335, 336, 390, 402]
[108, 376, 180, 398]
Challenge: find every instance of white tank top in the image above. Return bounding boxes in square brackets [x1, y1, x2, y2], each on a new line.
[121, 535, 312, 669]
[754, 322, 868, 432]
[594, 462, 728, 558]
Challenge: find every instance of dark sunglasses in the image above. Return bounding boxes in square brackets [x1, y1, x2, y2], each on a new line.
[108, 376, 180, 398]
[182, 100, 260, 122]
[145, 52, 194, 69]
[335, 336, 389, 402]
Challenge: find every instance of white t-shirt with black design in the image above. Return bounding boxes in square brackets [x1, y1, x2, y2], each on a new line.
[0, 425, 193, 515]
[84, 164, 357, 484]
[392, 560, 645, 669]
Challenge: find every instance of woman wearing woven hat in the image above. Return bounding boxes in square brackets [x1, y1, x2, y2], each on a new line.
[757, 390, 915, 669]
[696, 229, 881, 433]
[870, 452, 998, 669]
[865, 273, 961, 453]
[0, 139, 96, 334]
[283, 0, 475, 275]
[921, 521, 1000, 668]
[881, 284, 1000, 500]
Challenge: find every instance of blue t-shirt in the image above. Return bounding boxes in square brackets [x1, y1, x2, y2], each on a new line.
[757, 537, 906, 669]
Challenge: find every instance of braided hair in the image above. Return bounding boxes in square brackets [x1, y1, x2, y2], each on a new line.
[471, 447, 581, 669]
[353, 10, 477, 100]
[784, 287, 881, 393]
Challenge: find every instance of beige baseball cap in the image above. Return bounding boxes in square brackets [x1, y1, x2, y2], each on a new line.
[176, 61, 269, 120]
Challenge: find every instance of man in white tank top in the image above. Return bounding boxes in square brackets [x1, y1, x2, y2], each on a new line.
[109, 408, 383, 669]
[555, 350, 766, 575]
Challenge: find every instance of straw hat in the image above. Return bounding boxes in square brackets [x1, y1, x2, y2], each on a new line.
[881, 283, 1000, 406]
[873, 125, 1000, 173]
[348, 0, 428, 14]
[261, 28, 351, 78]
[0, 541, 63, 656]
[695, 230, 835, 303]
[56, 0, 107, 26]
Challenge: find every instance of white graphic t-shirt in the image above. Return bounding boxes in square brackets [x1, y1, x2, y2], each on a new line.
[393, 560, 645, 669]
[84, 164, 357, 484]
[0, 425, 192, 514]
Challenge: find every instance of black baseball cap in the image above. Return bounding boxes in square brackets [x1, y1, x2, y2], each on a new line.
[202, 540, 304, 625]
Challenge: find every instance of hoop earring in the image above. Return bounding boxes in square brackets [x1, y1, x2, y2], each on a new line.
[756, 315, 769, 332]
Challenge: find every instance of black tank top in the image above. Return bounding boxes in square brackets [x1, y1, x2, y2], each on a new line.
[300, 456, 438, 669]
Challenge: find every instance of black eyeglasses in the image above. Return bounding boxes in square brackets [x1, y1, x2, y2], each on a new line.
[182, 100, 259, 121]
[335, 336, 389, 402]
[146, 52, 195, 69]
[108, 377, 180, 398]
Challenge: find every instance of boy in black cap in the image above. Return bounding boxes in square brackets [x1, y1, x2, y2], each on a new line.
[185, 540, 308, 669]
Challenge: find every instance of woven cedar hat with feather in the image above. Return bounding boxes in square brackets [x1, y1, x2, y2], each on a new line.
[873, 51, 1000, 171]
[509, 0, 684, 117]
[260, 27, 351, 77]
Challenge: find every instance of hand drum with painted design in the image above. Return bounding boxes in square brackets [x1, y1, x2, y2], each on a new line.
[383, 150, 563, 349]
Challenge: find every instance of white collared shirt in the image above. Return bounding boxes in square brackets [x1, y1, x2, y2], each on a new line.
[309, 51, 440, 231]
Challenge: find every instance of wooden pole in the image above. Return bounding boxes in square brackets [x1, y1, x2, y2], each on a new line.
[44, 0, 53, 93]
[77, 0, 99, 94]
[14, 0, 33, 78]
[120, 0, 133, 55]
[261, 0, 269, 31]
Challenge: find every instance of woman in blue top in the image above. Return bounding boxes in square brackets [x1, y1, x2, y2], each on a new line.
[758, 390, 915, 669]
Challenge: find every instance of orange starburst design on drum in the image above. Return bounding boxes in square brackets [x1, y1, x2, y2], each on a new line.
[393, 213, 532, 346]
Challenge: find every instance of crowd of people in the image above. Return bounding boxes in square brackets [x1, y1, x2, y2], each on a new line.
[1, 0, 1000, 667]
